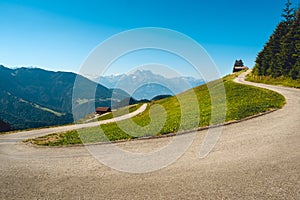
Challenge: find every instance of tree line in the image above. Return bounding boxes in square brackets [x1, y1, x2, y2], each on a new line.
[253, 0, 300, 79]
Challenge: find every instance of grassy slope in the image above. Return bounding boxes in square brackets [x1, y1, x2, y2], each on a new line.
[75, 104, 143, 124]
[29, 73, 285, 146]
[246, 73, 300, 88]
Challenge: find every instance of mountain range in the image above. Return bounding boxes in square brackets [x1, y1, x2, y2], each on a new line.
[96, 70, 205, 100]
[0, 65, 131, 131]
[0, 66, 204, 132]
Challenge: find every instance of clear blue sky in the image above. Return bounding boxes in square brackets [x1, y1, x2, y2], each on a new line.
[0, 0, 298, 77]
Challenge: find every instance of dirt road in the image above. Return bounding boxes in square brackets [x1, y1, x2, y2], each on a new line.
[0, 72, 299, 199]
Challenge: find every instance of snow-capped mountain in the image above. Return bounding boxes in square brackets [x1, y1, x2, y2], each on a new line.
[94, 70, 205, 100]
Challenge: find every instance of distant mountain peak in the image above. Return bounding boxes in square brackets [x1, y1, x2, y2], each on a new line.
[96, 69, 205, 100]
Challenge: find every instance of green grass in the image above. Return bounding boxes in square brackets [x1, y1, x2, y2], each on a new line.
[246, 73, 300, 88]
[74, 103, 143, 123]
[29, 73, 286, 146]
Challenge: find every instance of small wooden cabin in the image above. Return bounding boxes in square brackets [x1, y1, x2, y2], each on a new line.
[233, 59, 248, 73]
[95, 107, 111, 115]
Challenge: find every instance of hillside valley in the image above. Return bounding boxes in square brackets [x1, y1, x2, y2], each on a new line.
[0, 65, 132, 131]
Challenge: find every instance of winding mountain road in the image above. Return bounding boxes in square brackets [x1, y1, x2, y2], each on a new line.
[0, 103, 147, 144]
[0, 72, 299, 199]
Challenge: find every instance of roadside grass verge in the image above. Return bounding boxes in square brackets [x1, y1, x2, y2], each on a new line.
[246, 73, 300, 88]
[28, 73, 286, 146]
[74, 104, 144, 123]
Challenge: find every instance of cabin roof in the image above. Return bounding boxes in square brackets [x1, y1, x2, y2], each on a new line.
[96, 107, 111, 112]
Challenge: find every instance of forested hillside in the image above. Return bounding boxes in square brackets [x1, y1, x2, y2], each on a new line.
[0, 65, 131, 131]
[252, 1, 300, 80]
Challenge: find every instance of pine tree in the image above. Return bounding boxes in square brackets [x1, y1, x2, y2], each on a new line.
[272, 21, 290, 77]
[234, 59, 244, 67]
[289, 8, 300, 79]
[253, 0, 300, 79]
[282, 0, 295, 25]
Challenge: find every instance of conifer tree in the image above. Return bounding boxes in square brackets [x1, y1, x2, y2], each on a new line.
[253, 1, 300, 80]
[289, 8, 300, 79]
[282, 0, 295, 25]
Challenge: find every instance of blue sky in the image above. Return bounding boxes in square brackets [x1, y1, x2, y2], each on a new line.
[0, 0, 298, 78]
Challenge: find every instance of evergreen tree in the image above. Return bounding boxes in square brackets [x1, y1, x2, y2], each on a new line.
[271, 22, 289, 77]
[289, 8, 300, 79]
[282, 0, 295, 24]
[234, 59, 244, 67]
[253, 1, 300, 80]
[238, 59, 244, 66]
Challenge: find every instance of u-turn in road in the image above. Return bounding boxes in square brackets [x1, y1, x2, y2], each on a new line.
[0, 72, 299, 199]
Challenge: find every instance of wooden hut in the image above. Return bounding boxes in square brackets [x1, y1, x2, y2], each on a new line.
[95, 107, 111, 115]
[233, 59, 248, 73]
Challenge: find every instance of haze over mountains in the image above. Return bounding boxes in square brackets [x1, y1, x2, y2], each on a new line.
[96, 70, 205, 100]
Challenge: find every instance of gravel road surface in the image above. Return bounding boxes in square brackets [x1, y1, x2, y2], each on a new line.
[0, 72, 299, 199]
